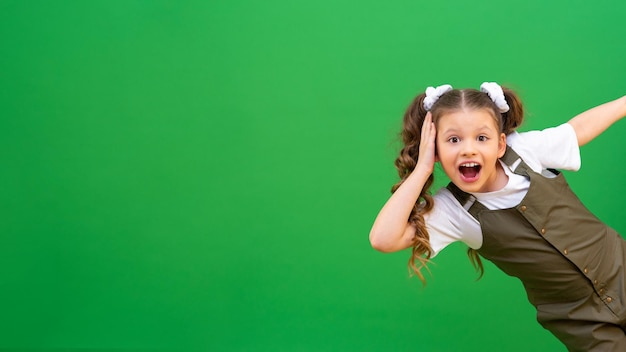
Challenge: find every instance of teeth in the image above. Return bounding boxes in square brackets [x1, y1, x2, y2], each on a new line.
[461, 163, 479, 167]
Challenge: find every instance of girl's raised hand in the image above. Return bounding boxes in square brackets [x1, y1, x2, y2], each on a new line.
[369, 112, 437, 253]
[417, 112, 437, 174]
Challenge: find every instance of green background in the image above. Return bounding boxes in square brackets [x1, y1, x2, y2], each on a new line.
[1, 0, 625, 350]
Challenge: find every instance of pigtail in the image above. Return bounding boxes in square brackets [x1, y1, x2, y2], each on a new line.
[392, 93, 435, 284]
[467, 248, 484, 279]
[501, 87, 525, 135]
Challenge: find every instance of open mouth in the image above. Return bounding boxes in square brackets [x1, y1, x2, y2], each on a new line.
[459, 162, 481, 182]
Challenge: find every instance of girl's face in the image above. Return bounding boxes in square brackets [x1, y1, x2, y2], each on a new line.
[435, 108, 507, 193]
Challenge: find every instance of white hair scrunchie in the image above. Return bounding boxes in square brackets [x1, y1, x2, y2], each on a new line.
[480, 82, 510, 113]
[423, 84, 453, 111]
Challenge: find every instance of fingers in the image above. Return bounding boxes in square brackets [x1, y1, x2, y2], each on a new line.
[427, 111, 437, 142]
[417, 112, 436, 166]
[421, 112, 435, 145]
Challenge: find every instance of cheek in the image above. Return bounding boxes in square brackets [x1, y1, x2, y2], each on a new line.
[435, 139, 452, 155]
[435, 147, 455, 166]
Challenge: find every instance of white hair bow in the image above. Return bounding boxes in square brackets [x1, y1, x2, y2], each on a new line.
[480, 82, 510, 113]
[423, 84, 453, 111]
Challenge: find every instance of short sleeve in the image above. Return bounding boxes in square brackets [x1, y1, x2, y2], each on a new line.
[506, 123, 581, 172]
[425, 188, 483, 257]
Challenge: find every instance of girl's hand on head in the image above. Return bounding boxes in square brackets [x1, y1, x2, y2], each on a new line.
[417, 112, 437, 175]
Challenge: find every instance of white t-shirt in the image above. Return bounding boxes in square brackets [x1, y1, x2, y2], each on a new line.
[426, 123, 581, 257]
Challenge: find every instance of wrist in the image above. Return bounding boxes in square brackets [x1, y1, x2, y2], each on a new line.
[412, 162, 434, 179]
[619, 96, 626, 116]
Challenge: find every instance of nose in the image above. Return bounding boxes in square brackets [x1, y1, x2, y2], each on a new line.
[461, 140, 477, 156]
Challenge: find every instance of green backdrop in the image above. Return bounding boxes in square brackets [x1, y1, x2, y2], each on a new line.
[1, 0, 625, 350]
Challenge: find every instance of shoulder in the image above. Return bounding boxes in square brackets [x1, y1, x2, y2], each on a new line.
[507, 123, 577, 146]
[431, 187, 474, 219]
[507, 124, 580, 171]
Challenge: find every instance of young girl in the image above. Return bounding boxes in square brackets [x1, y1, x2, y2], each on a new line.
[369, 82, 626, 351]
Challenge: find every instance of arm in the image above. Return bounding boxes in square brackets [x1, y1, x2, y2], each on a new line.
[369, 113, 436, 253]
[568, 95, 626, 146]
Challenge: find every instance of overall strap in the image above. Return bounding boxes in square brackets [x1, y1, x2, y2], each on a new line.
[500, 145, 531, 177]
[446, 182, 488, 221]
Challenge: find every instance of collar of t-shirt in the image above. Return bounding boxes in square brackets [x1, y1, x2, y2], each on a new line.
[471, 160, 530, 210]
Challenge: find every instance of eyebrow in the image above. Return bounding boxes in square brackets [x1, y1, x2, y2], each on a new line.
[440, 125, 494, 134]
[476, 125, 494, 132]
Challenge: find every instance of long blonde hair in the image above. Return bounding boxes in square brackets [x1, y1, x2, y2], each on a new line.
[393, 86, 525, 283]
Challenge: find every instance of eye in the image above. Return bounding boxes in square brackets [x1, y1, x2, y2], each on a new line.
[448, 136, 460, 143]
[477, 135, 488, 142]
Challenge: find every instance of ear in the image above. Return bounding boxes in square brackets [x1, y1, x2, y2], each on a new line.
[497, 133, 507, 158]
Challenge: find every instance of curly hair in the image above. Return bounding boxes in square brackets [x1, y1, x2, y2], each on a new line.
[393, 86, 524, 283]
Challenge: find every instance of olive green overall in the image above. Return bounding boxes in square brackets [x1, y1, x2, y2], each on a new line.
[447, 147, 626, 351]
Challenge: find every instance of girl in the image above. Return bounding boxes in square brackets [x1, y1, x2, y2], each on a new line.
[369, 82, 626, 351]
